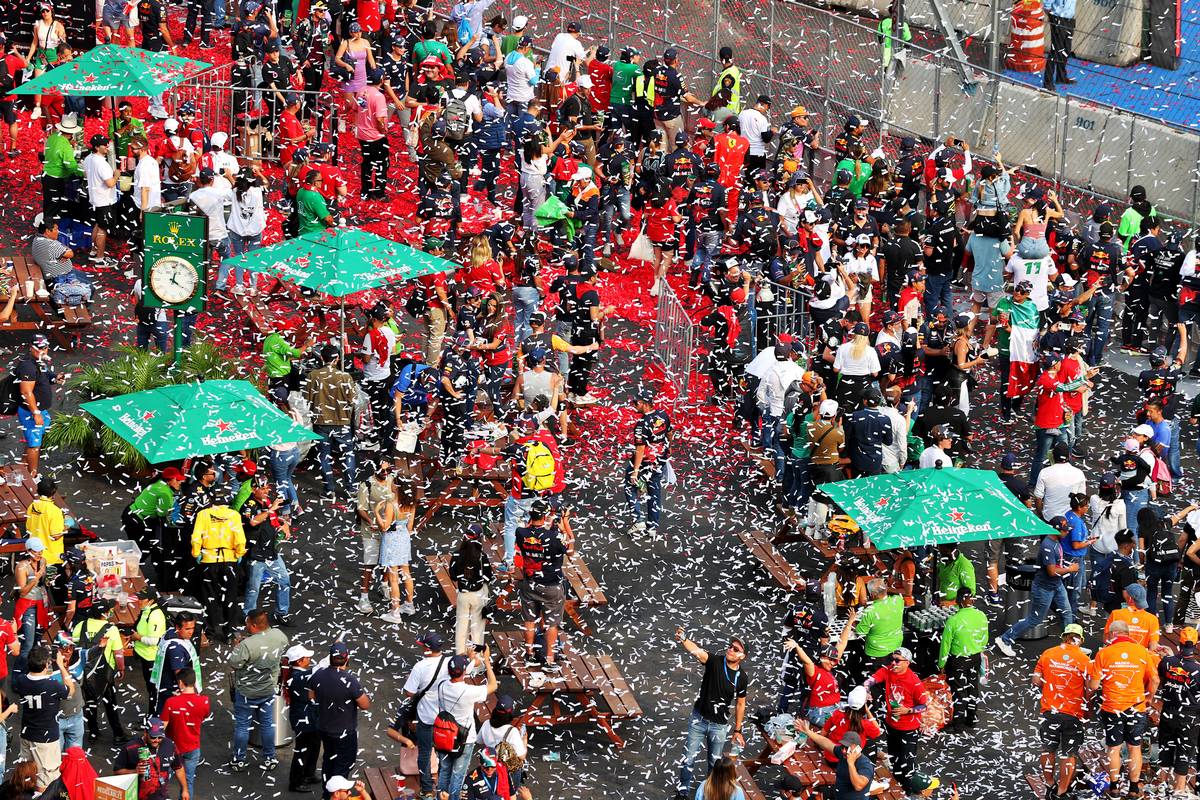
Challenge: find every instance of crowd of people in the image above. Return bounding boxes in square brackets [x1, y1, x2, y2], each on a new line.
[0, 0, 1196, 799]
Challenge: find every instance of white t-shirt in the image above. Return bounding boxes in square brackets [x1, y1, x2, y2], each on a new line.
[205, 150, 240, 182]
[133, 154, 161, 211]
[1005, 254, 1057, 311]
[845, 254, 879, 283]
[809, 270, 846, 310]
[880, 406, 907, 474]
[1033, 463, 1086, 520]
[505, 53, 537, 103]
[478, 721, 527, 759]
[833, 342, 880, 376]
[361, 326, 397, 381]
[776, 190, 811, 236]
[227, 185, 267, 237]
[188, 185, 234, 242]
[83, 153, 117, 209]
[433, 680, 489, 744]
[737, 108, 770, 156]
[1088, 496, 1127, 555]
[919, 446, 953, 469]
[545, 32, 585, 78]
[404, 655, 452, 726]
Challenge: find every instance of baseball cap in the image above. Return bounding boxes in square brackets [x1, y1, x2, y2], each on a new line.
[1125, 583, 1148, 609]
[698, 117, 716, 130]
[851, 321, 870, 336]
[847, 685, 869, 709]
[663, 46, 678, 60]
[719, 45, 734, 60]
[286, 644, 315, 662]
[840, 731, 863, 748]
[789, 105, 808, 117]
[89, 133, 110, 148]
[1179, 627, 1199, 646]
[1062, 623, 1084, 639]
[567, 21, 581, 32]
[329, 642, 350, 657]
[417, 631, 445, 651]
[447, 654, 470, 677]
[846, 114, 862, 127]
[264, 38, 280, 52]
[512, 14, 528, 29]
[854, 198, 869, 210]
[1100, 471, 1117, 488]
[25, 538, 44, 553]
[1048, 515, 1070, 532]
[1015, 280, 1034, 294]
[882, 309, 902, 326]
[819, 399, 839, 418]
[478, 747, 498, 768]
[146, 717, 166, 737]
[1132, 423, 1155, 438]
[1000, 452, 1019, 470]
[900, 136, 916, 150]
[576, 74, 592, 88]
[163, 118, 180, 133]
[325, 776, 356, 792]
[635, 386, 657, 404]
[210, 131, 228, 149]
[161, 467, 185, 481]
[836, 169, 852, 184]
[198, 166, 216, 182]
[892, 647, 914, 662]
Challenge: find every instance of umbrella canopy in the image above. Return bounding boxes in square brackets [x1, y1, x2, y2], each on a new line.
[81, 380, 319, 464]
[222, 228, 457, 298]
[12, 45, 211, 96]
[819, 468, 1055, 550]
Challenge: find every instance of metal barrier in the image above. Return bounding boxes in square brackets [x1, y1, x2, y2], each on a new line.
[653, 284, 695, 401]
[756, 279, 814, 356]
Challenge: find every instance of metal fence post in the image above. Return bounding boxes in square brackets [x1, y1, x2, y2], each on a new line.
[1193, 139, 1200, 240]
[933, 55, 941, 140]
[608, 0, 616, 51]
[768, 0, 776, 93]
[712, 0, 722, 82]
[663, 0, 671, 46]
[822, 12, 832, 145]
[1056, 96, 1068, 193]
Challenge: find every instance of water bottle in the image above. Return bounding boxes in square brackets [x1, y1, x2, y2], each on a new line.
[822, 573, 837, 621]
[139, 746, 151, 781]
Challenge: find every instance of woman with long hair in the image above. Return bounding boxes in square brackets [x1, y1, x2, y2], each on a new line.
[465, 235, 507, 294]
[1012, 186, 1064, 259]
[0, 761, 37, 800]
[843, 235, 879, 322]
[644, 187, 682, 298]
[832, 321, 880, 408]
[819, 687, 882, 764]
[374, 479, 417, 623]
[26, 4, 65, 120]
[477, 696, 531, 800]
[696, 756, 743, 800]
[449, 525, 494, 653]
[225, 165, 267, 294]
[333, 22, 376, 121]
[474, 292, 512, 408]
[948, 313, 986, 414]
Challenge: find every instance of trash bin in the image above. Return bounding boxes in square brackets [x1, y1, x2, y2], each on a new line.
[1005, 563, 1053, 640]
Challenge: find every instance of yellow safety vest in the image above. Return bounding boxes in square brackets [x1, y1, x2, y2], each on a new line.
[714, 65, 742, 113]
[635, 73, 655, 106]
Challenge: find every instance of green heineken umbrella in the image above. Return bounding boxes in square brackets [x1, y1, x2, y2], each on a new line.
[224, 228, 456, 297]
[820, 468, 1055, 550]
[11, 44, 211, 96]
[81, 380, 319, 464]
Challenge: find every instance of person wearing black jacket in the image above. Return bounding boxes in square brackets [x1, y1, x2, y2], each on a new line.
[1156, 627, 1200, 796]
[240, 478, 293, 627]
[844, 389, 893, 477]
[449, 525, 495, 653]
[286, 644, 321, 793]
[1095, 531, 1139, 613]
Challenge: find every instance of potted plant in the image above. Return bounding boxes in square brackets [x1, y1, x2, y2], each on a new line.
[44, 342, 243, 476]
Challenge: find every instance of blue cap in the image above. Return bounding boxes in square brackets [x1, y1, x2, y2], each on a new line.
[330, 642, 350, 656]
[1000, 452, 1018, 470]
[1125, 583, 1148, 608]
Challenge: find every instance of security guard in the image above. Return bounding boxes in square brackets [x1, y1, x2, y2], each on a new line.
[709, 46, 741, 123]
[190, 503, 246, 643]
[131, 589, 168, 714]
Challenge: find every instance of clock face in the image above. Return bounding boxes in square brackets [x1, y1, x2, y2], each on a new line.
[149, 256, 199, 305]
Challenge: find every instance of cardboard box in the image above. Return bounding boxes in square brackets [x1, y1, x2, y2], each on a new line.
[95, 774, 137, 800]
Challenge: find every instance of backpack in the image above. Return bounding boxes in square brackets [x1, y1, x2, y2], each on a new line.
[432, 683, 468, 755]
[1148, 508, 1182, 562]
[0, 359, 21, 416]
[75, 619, 115, 699]
[404, 283, 428, 317]
[520, 440, 555, 492]
[496, 725, 525, 771]
[443, 91, 470, 142]
[0, 56, 12, 96]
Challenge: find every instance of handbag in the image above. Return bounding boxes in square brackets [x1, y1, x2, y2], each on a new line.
[628, 226, 654, 263]
[394, 654, 448, 733]
[496, 725, 526, 771]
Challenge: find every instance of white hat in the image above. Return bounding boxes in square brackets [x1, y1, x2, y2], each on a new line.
[1132, 423, 1155, 439]
[571, 165, 592, 181]
[819, 399, 840, 418]
[512, 14, 528, 30]
[210, 131, 228, 149]
[847, 686, 869, 710]
[56, 113, 82, 134]
[325, 776, 355, 792]
[575, 74, 592, 88]
[1059, 273, 1077, 287]
[285, 644, 314, 662]
[26, 538, 44, 552]
[163, 118, 180, 133]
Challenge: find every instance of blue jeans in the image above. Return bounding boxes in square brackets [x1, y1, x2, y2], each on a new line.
[1123, 488, 1150, 545]
[691, 229, 722, 284]
[136, 317, 170, 352]
[1146, 559, 1180, 624]
[16, 604, 37, 669]
[59, 712, 83, 751]
[243, 557, 292, 616]
[783, 456, 812, 510]
[1085, 292, 1114, 366]
[232, 690, 277, 761]
[1064, 556, 1086, 618]
[511, 286, 540, 344]
[414, 722, 435, 795]
[924, 273, 954, 317]
[1028, 427, 1060, 486]
[502, 495, 534, 563]
[0, 725, 8, 778]
[760, 413, 785, 475]
[624, 463, 664, 528]
[436, 741, 475, 799]
[180, 748, 200, 798]
[219, 232, 259, 288]
[1002, 577, 1073, 644]
[268, 446, 301, 515]
[1166, 417, 1182, 479]
[213, 0, 225, 26]
[676, 710, 731, 793]
[314, 424, 356, 496]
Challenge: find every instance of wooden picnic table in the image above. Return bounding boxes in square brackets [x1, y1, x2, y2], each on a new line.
[738, 529, 806, 592]
[745, 724, 907, 800]
[0, 463, 38, 536]
[490, 629, 641, 747]
[361, 762, 418, 800]
[0, 252, 93, 350]
[414, 460, 510, 529]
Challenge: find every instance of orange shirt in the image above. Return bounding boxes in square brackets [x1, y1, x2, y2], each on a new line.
[1034, 643, 1091, 717]
[1104, 606, 1161, 652]
[1089, 636, 1157, 713]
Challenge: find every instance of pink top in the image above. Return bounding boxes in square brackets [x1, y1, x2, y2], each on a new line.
[354, 86, 388, 143]
[1023, 220, 1047, 241]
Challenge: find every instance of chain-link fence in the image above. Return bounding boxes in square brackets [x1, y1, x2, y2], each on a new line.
[488, 0, 1199, 228]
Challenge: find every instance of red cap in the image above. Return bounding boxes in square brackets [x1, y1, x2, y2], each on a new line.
[697, 118, 716, 130]
[161, 467, 185, 481]
[238, 458, 258, 476]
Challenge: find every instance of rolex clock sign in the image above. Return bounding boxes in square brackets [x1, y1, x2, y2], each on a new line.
[142, 212, 208, 311]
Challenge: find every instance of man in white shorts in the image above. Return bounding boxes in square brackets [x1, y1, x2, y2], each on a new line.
[354, 460, 394, 615]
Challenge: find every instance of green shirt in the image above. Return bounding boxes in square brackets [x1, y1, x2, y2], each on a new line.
[610, 61, 641, 105]
[937, 606, 989, 668]
[1118, 205, 1157, 252]
[500, 33, 521, 55]
[130, 481, 175, 520]
[297, 188, 330, 235]
[855, 594, 905, 658]
[263, 332, 302, 378]
[108, 116, 146, 158]
[835, 157, 870, 197]
[937, 553, 976, 601]
[413, 39, 453, 66]
[43, 133, 84, 179]
[230, 627, 290, 697]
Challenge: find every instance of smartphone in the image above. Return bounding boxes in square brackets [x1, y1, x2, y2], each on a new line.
[473, 643, 486, 654]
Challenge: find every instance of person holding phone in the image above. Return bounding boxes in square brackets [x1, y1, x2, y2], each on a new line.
[797, 723, 873, 800]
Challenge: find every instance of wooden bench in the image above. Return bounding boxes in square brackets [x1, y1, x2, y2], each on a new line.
[738, 529, 806, 592]
[735, 761, 768, 800]
[361, 763, 417, 800]
[425, 553, 458, 607]
[236, 292, 275, 336]
[2, 253, 93, 350]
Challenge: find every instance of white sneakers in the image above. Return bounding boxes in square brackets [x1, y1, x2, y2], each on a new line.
[355, 596, 375, 615]
[572, 393, 599, 406]
[398, 601, 416, 615]
[993, 636, 1016, 657]
[380, 610, 404, 623]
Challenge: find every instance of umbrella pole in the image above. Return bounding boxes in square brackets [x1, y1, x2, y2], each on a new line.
[108, 97, 118, 172]
[340, 298, 345, 370]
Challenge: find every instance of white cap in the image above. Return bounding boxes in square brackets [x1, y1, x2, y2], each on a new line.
[512, 14, 528, 30]
[571, 165, 592, 181]
[163, 119, 180, 133]
[210, 131, 228, 149]
[1059, 273, 1077, 287]
[1132, 423, 1155, 438]
[819, 399, 839, 418]
[847, 686, 869, 709]
[325, 776, 355, 792]
[575, 74, 592, 88]
[285, 644, 314, 662]
[25, 538, 44, 552]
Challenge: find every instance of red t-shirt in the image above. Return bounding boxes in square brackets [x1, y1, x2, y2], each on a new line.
[588, 61, 613, 112]
[869, 666, 928, 731]
[807, 665, 840, 708]
[820, 709, 882, 763]
[714, 133, 749, 188]
[0, 619, 15, 680]
[1058, 356, 1084, 413]
[3, 55, 25, 104]
[278, 111, 305, 166]
[357, 0, 382, 31]
[463, 259, 505, 294]
[316, 164, 346, 202]
[1034, 368, 1067, 430]
[645, 201, 679, 243]
[160, 692, 211, 754]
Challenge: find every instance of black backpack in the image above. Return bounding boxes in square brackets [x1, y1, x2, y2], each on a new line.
[0, 358, 24, 416]
[0, 56, 13, 96]
[1149, 509, 1183, 562]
